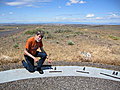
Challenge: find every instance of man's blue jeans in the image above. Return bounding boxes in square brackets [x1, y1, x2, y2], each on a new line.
[23, 51, 47, 72]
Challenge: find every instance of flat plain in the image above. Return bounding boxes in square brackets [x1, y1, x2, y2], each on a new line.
[0, 24, 120, 68]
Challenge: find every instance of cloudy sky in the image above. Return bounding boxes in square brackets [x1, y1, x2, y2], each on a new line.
[0, 0, 120, 24]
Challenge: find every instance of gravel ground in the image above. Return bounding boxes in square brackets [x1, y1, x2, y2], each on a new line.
[0, 61, 120, 90]
[0, 76, 120, 90]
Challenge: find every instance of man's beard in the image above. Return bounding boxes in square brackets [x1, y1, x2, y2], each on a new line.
[36, 39, 40, 42]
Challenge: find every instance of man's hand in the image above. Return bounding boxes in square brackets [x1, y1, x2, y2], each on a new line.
[34, 58, 39, 62]
[47, 57, 52, 63]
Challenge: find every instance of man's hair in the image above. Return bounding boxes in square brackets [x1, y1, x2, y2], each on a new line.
[36, 31, 44, 37]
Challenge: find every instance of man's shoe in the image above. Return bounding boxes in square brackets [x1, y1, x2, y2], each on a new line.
[37, 68, 44, 74]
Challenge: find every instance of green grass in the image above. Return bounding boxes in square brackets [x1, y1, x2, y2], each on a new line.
[44, 33, 54, 39]
[109, 35, 120, 40]
[54, 29, 72, 33]
[13, 43, 19, 48]
[24, 28, 44, 35]
[74, 31, 84, 35]
[67, 40, 75, 45]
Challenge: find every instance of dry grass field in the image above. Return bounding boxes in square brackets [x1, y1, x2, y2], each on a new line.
[0, 24, 120, 66]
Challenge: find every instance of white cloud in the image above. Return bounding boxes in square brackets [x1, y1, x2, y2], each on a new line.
[70, 0, 79, 4]
[86, 14, 95, 18]
[9, 12, 14, 15]
[66, 0, 87, 6]
[66, 2, 71, 6]
[1, 12, 14, 16]
[95, 17, 103, 20]
[5, 0, 51, 7]
[79, 0, 87, 4]
[108, 13, 120, 19]
[6, 1, 25, 6]
[111, 14, 117, 17]
[58, 6, 62, 8]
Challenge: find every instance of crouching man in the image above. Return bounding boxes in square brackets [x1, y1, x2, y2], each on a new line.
[22, 31, 47, 74]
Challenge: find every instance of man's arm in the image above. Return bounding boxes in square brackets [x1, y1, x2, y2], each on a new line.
[24, 49, 39, 62]
[40, 47, 47, 54]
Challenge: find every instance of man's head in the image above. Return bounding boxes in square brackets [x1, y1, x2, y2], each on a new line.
[35, 31, 44, 42]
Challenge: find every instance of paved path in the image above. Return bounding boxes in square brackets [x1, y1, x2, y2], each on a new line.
[0, 28, 25, 37]
[0, 66, 120, 84]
